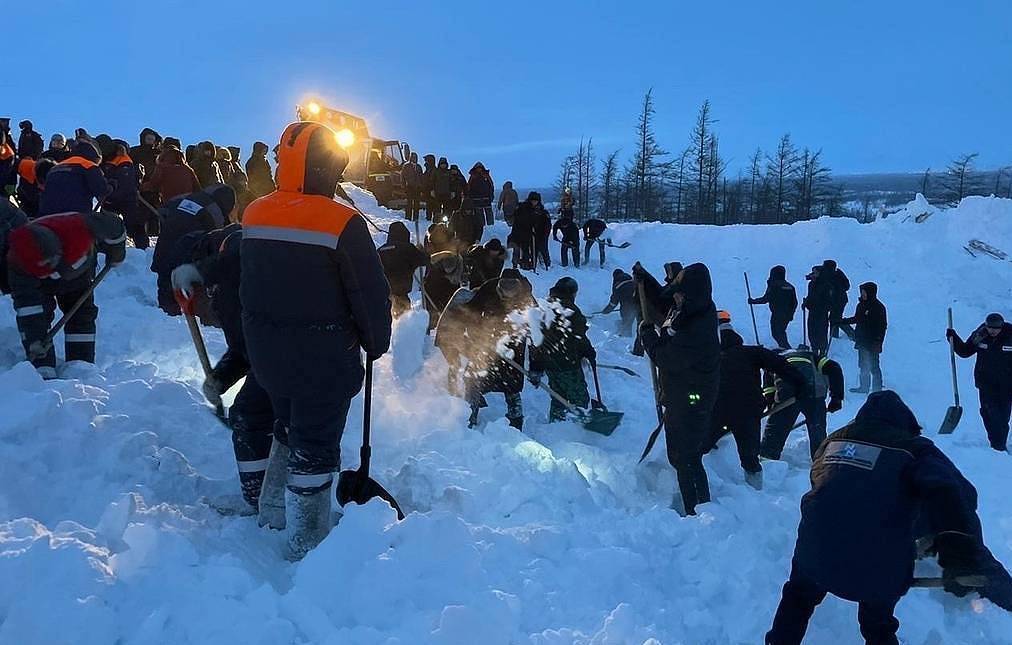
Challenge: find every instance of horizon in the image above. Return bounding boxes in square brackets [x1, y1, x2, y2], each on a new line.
[5, 1, 1012, 186]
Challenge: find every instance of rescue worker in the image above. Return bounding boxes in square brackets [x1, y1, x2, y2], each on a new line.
[42, 133, 70, 163]
[15, 158, 42, 218]
[245, 141, 275, 197]
[748, 265, 798, 349]
[529, 277, 596, 421]
[17, 121, 44, 160]
[100, 140, 146, 249]
[377, 220, 427, 317]
[171, 224, 276, 511]
[401, 152, 423, 221]
[552, 209, 581, 268]
[424, 250, 464, 331]
[600, 269, 638, 336]
[706, 312, 805, 490]
[948, 313, 1012, 451]
[193, 141, 223, 188]
[6, 211, 126, 378]
[448, 197, 484, 249]
[466, 162, 495, 225]
[508, 192, 541, 270]
[802, 265, 834, 354]
[825, 259, 850, 339]
[241, 121, 392, 559]
[430, 157, 454, 219]
[37, 139, 109, 216]
[583, 218, 608, 268]
[760, 345, 845, 461]
[638, 263, 719, 516]
[460, 268, 535, 429]
[497, 180, 519, 226]
[424, 221, 455, 255]
[0, 198, 29, 293]
[839, 281, 887, 394]
[434, 283, 478, 396]
[449, 164, 467, 211]
[464, 238, 506, 287]
[151, 184, 235, 315]
[421, 154, 437, 220]
[533, 197, 552, 270]
[767, 391, 1009, 645]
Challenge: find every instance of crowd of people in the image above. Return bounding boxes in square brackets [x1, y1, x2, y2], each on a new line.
[2, 115, 1010, 640]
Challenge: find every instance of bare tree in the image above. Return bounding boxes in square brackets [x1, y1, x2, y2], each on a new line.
[555, 155, 576, 201]
[747, 147, 762, 222]
[627, 88, 667, 221]
[943, 153, 980, 204]
[598, 150, 620, 221]
[688, 100, 716, 221]
[766, 134, 799, 223]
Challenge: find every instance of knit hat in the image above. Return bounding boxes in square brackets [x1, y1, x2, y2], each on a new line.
[204, 183, 236, 216]
[986, 313, 1005, 329]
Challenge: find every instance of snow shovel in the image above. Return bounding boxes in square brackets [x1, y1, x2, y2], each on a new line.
[174, 288, 226, 421]
[29, 263, 115, 361]
[637, 280, 666, 462]
[336, 358, 405, 520]
[503, 356, 623, 435]
[938, 307, 963, 435]
[596, 363, 640, 377]
[744, 272, 761, 345]
[911, 575, 988, 589]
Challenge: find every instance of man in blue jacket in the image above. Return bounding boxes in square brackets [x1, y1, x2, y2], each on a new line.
[38, 140, 109, 216]
[767, 391, 1010, 644]
[241, 121, 392, 559]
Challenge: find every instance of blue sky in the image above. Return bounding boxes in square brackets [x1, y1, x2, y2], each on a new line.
[5, 0, 1011, 186]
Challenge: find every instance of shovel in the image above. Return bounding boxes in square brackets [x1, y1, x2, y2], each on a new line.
[336, 358, 405, 520]
[174, 288, 226, 421]
[938, 307, 963, 435]
[911, 575, 988, 589]
[596, 362, 640, 377]
[29, 263, 114, 361]
[503, 356, 623, 435]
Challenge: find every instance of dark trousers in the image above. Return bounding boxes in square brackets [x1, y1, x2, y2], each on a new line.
[465, 373, 523, 429]
[664, 391, 712, 515]
[269, 393, 352, 492]
[708, 412, 762, 473]
[229, 371, 275, 507]
[404, 190, 421, 221]
[771, 315, 791, 349]
[858, 348, 883, 391]
[767, 563, 900, 645]
[830, 304, 846, 338]
[560, 240, 580, 267]
[534, 236, 551, 269]
[15, 275, 98, 369]
[807, 309, 830, 353]
[109, 202, 149, 250]
[584, 238, 605, 267]
[980, 386, 1012, 451]
[140, 190, 161, 235]
[761, 398, 827, 460]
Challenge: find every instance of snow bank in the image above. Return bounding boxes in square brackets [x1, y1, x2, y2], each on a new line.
[1, 188, 1010, 644]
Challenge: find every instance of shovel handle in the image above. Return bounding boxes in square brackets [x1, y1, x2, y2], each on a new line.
[33, 264, 114, 359]
[911, 575, 988, 588]
[503, 355, 579, 414]
[947, 308, 960, 407]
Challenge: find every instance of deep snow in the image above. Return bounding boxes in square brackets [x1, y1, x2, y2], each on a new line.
[0, 190, 1010, 645]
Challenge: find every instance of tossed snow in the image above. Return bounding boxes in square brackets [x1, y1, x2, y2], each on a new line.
[0, 188, 1010, 644]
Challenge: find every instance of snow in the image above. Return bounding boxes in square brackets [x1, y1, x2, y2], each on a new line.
[1, 188, 1011, 644]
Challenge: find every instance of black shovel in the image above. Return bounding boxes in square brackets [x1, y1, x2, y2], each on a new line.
[29, 263, 114, 361]
[336, 359, 405, 520]
[938, 307, 963, 435]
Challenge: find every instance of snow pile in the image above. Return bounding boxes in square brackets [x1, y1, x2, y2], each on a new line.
[1, 188, 1011, 644]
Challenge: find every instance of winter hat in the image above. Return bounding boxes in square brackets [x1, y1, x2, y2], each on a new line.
[527, 191, 542, 203]
[72, 139, 101, 163]
[437, 157, 448, 168]
[204, 183, 236, 216]
[163, 137, 182, 150]
[860, 282, 878, 299]
[50, 133, 66, 148]
[497, 268, 524, 299]
[550, 276, 578, 301]
[485, 238, 504, 252]
[770, 265, 786, 280]
[387, 221, 410, 244]
[854, 390, 922, 437]
[664, 262, 683, 283]
[8, 225, 62, 278]
[986, 313, 1005, 329]
[19, 120, 32, 131]
[717, 310, 732, 324]
[94, 134, 116, 159]
[253, 141, 269, 155]
[612, 268, 624, 279]
[821, 259, 837, 272]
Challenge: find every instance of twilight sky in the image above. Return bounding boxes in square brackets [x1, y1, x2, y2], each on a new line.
[6, 0, 1011, 186]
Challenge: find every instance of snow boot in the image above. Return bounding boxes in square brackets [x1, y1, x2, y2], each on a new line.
[745, 469, 764, 491]
[285, 486, 332, 561]
[257, 440, 290, 530]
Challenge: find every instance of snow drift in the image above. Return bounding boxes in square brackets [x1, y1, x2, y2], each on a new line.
[0, 190, 1010, 644]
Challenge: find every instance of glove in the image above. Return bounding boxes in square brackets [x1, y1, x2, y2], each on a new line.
[827, 398, 843, 413]
[104, 242, 126, 266]
[202, 374, 224, 405]
[528, 370, 543, 387]
[747, 298, 757, 305]
[171, 263, 204, 299]
[945, 328, 957, 341]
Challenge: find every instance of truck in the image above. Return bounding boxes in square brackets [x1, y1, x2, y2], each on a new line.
[296, 100, 409, 209]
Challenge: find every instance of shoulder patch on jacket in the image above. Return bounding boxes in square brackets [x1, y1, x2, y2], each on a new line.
[823, 441, 882, 470]
[177, 199, 204, 216]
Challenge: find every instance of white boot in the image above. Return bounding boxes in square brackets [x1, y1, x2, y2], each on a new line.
[257, 441, 290, 530]
[745, 469, 764, 491]
[285, 486, 333, 561]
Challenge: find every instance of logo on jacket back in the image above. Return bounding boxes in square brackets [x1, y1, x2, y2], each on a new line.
[177, 199, 203, 216]
[823, 441, 881, 471]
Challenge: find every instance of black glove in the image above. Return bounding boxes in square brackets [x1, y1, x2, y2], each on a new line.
[104, 242, 126, 266]
[827, 398, 843, 413]
[528, 370, 543, 387]
[747, 298, 757, 305]
[945, 328, 957, 341]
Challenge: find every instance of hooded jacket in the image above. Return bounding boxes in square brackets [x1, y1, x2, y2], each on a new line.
[130, 128, 162, 179]
[840, 282, 887, 351]
[192, 142, 224, 188]
[530, 280, 595, 372]
[101, 153, 141, 214]
[424, 251, 464, 315]
[37, 141, 110, 216]
[751, 265, 798, 320]
[715, 325, 802, 417]
[603, 269, 637, 319]
[461, 270, 535, 394]
[245, 141, 275, 197]
[640, 263, 720, 394]
[241, 121, 391, 398]
[142, 147, 201, 203]
[466, 163, 494, 203]
[583, 218, 607, 240]
[0, 199, 29, 293]
[951, 321, 1012, 392]
[378, 220, 427, 297]
[794, 391, 982, 603]
[464, 239, 506, 286]
[509, 193, 544, 245]
[151, 184, 235, 274]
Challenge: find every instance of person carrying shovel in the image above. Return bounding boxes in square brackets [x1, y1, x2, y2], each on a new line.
[529, 277, 596, 422]
[6, 211, 125, 379]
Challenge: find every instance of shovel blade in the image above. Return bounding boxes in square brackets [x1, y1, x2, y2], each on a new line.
[582, 409, 624, 436]
[938, 406, 963, 435]
[336, 469, 405, 520]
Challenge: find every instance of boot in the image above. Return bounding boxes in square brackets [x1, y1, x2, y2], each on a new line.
[285, 486, 332, 561]
[257, 440, 290, 530]
[745, 469, 764, 491]
[507, 416, 523, 431]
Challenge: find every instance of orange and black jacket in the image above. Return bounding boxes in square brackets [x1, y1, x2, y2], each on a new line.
[240, 122, 392, 368]
[38, 142, 109, 216]
[100, 154, 140, 213]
